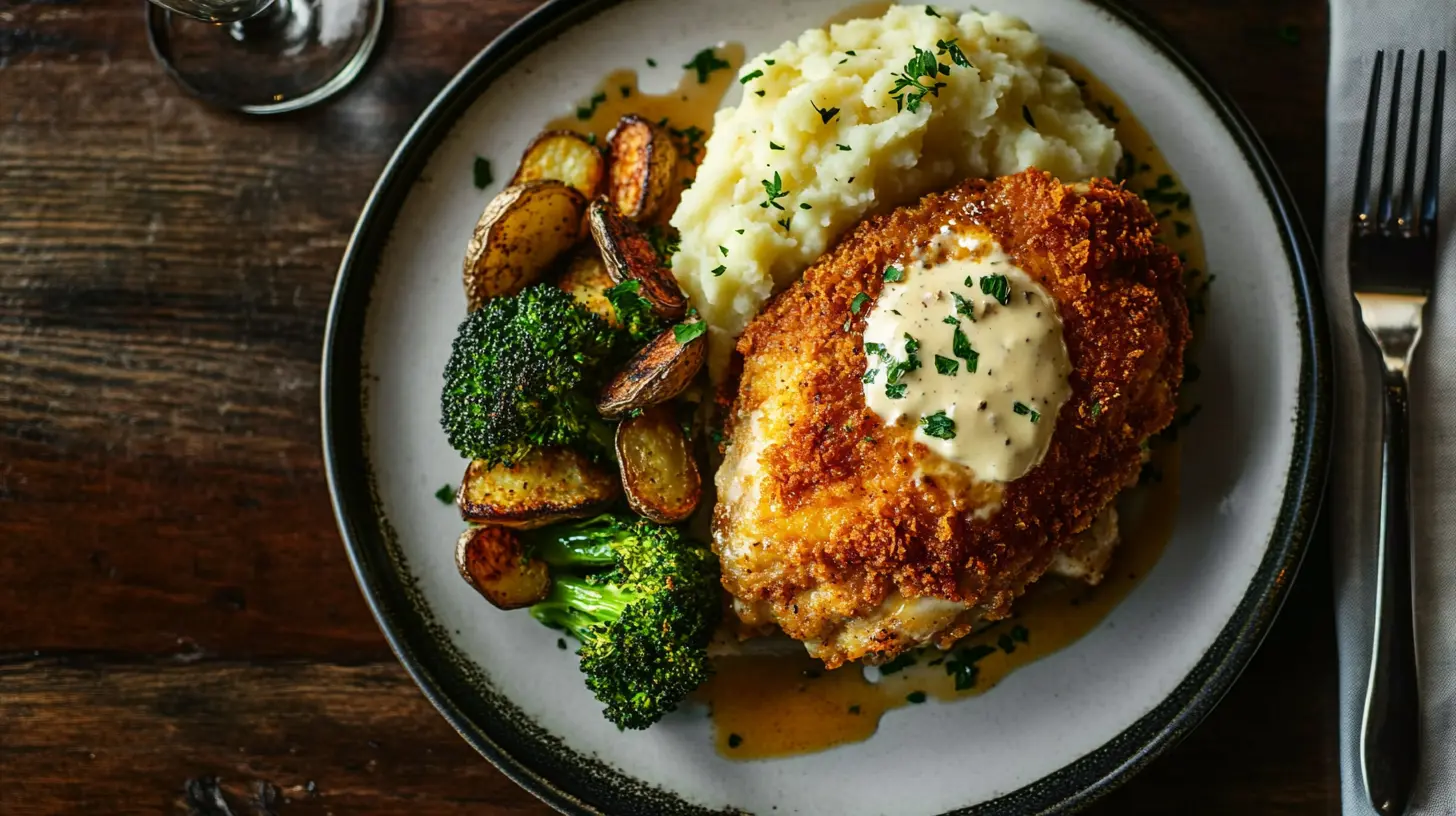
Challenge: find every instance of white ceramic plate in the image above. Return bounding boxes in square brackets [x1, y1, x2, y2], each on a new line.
[322, 1, 1331, 813]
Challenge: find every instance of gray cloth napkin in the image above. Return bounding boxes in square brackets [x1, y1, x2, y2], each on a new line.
[1326, 2, 1456, 814]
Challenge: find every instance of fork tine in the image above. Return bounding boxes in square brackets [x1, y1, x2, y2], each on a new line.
[1378, 50, 1405, 229]
[1421, 51, 1446, 237]
[1397, 52, 1425, 233]
[1355, 51, 1385, 230]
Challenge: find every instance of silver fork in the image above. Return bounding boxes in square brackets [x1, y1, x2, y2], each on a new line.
[1351, 48, 1447, 816]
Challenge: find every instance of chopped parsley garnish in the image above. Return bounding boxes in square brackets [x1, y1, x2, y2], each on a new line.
[576, 91, 608, 120]
[646, 57, 657, 67]
[883, 265, 904, 283]
[979, 274, 1010, 305]
[765, 59, 775, 65]
[884, 334, 922, 393]
[952, 291, 975, 321]
[1174, 220, 1191, 237]
[740, 69, 764, 84]
[924, 5, 940, 16]
[936, 38, 972, 68]
[934, 355, 958, 376]
[472, 157, 493, 189]
[890, 47, 948, 113]
[1013, 402, 1041, 422]
[1021, 105, 1037, 129]
[1097, 102, 1120, 123]
[942, 316, 959, 325]
[812, 101, 840, 124]
[1089, 400, 1103, 418]
[920, 411, 956, 439]
[605, 279, 655, 331]
[673, 320, 708, 344]
[906, 690, 928, 704]
[711, 265, 727, 277]
[837, 143, 852, 151]
[952, 326, 979, 372]
[864, 341, 888, 359]
[557, 637, 567, 650]
[879, 652, 917, 674]
[434, 484, 454, 504]
[998, 633, 1017, 654]
[1011, 624, 1030, 643]
[683, 48, 730, 83]
[848, 704, 862, 715]
[886, 383, 908, 399]
[769, 141, 784, 150]
[776, 216, 793, 232]
[760, 171, 789, 210]
[800, 202, 812, 210]
[735, 229, 745, 234]
[620, 85, 632, 98]
[755, 90, 766, 97]
[862, 368, 879, 384]
[727, 733, 743, 748]
[644, 224, 681, 266]
[849, 292, 870, 315]
[719, 245, 729, 256]
[945, 644, 997, 691]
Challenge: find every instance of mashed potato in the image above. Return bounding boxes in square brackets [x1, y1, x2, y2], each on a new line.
[670, 5, 1121, 378]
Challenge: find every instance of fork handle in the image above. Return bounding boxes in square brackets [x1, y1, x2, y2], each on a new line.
[1360, 370, 1420, 816]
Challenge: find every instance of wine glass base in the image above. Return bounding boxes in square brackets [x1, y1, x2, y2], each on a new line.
[147, 0, 385, 115]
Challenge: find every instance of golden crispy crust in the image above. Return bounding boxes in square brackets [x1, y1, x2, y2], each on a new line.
[714, 170, 1190, 666]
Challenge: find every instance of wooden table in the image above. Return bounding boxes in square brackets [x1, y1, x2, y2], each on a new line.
[0, 0, 1336, 812]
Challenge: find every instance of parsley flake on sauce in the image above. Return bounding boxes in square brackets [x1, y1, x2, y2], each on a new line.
[883, 265, 904, 283]
[472, 157, 493, 189]
[710, 265, 727, 277]
[944, 643, 998, 691]
[886, 383, 908, 399]
[1013, 402, 1041, 422]
[862, 368, 879, 384]
[850, 292, 870, 315]
[934, 354, 958, 376]
[576, 91, 608, 120]
[434, 484, 454, 504]
[921, 411, 956, 440]
[979, 274, 1010, 305]
[952, 326, 979, 372]
[906, 690, 928, 704]
[683, 48, 731, 83]
[952, 291, 976, 321]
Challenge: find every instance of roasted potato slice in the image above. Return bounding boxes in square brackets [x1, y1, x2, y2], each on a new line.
[455, 526, 551, 610]
[457, 447, 620, 529]
[597, 321, 706, 418]
[463, 180, 587, 310]
[587, 198, 687, 320]
[606, 115, 678, 221]
[509, 130, 606, 198]
[615, 404, 701, 524]
[555, 246, 617, 326]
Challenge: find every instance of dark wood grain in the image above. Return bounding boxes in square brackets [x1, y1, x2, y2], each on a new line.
[0, 0, 1335, 813]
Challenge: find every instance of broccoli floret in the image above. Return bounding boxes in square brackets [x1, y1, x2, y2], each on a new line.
[525, 515, 721, 730]
[440, 284, 619, 465]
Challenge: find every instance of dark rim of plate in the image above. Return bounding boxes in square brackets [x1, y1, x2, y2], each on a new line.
[320, 1, 1333, 813]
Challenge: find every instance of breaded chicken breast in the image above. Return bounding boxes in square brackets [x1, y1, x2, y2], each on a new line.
[713, 169, 1189, 668]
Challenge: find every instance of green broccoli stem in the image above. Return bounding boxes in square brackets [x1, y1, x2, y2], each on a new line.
[521, 515, 623, 569]
[529, 575, 639, 642]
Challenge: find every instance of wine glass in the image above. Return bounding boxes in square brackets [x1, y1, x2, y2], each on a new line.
[146, 0, 385, 115]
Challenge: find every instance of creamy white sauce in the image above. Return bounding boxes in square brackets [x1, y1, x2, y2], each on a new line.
[860, 231, 1071, 483]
